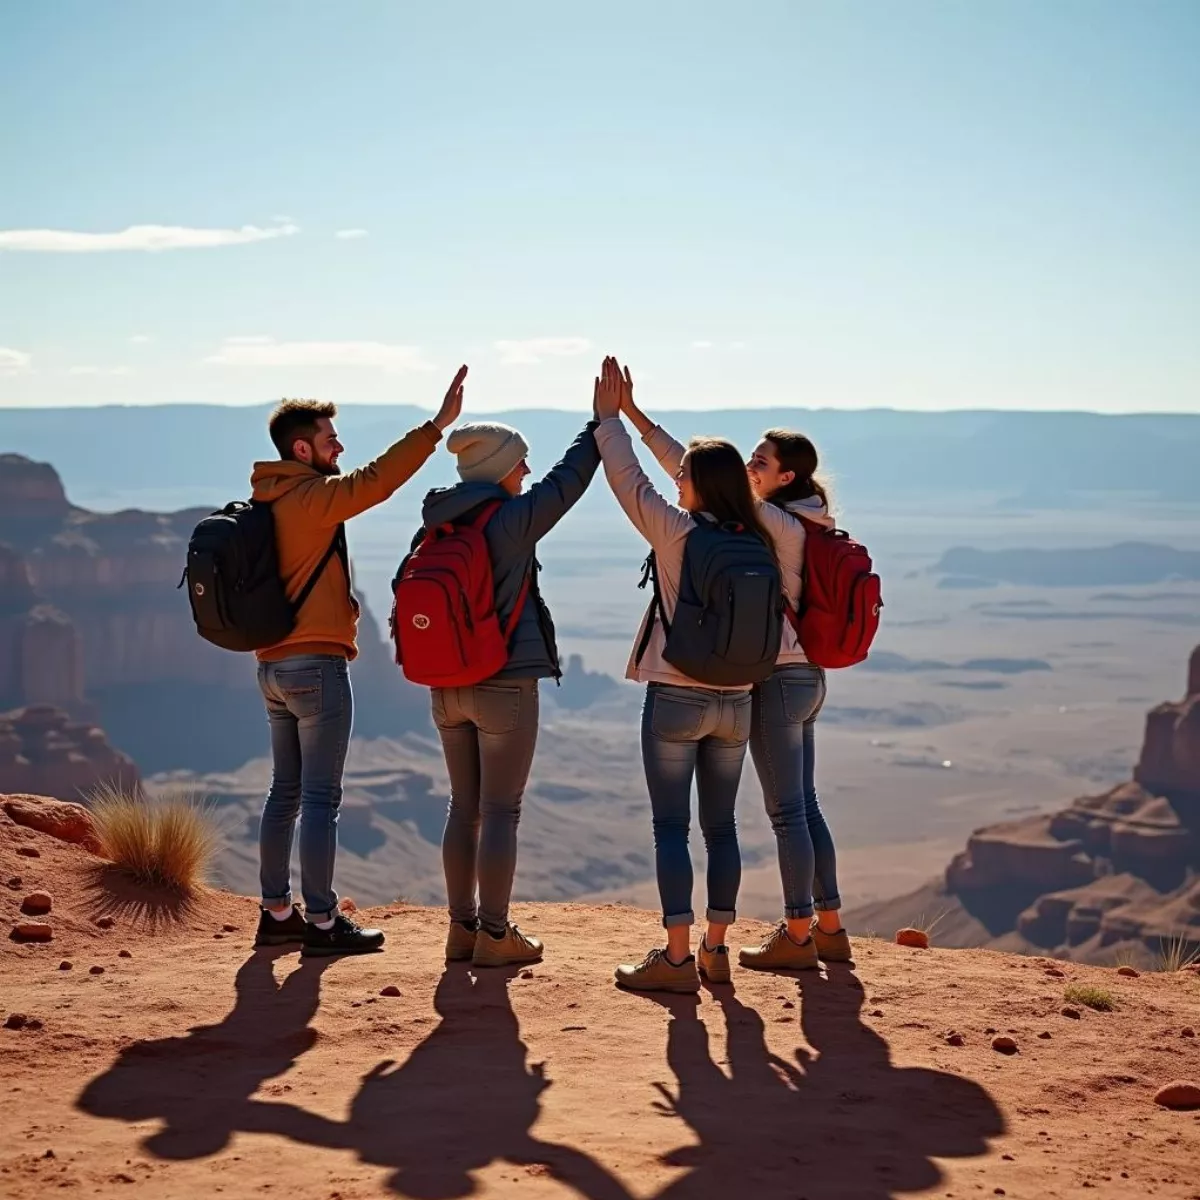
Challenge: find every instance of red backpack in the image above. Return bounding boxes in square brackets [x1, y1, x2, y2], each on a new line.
[390, 500, 530, 687]
[786, 517, 882, 669]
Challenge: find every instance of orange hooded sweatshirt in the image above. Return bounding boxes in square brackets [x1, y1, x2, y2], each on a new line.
[249, 421, 442, 662]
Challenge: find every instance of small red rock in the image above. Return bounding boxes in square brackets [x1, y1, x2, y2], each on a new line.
[213, 933, 225, 939]
[520, 968, 534, 979]
[90, 965, 105, 975]
[1153, 1081, 1200, 1110]
[58, 960, 72, 971]
[379, 985, 401, 997]
[4, 1012, 29, 1029]
[338, 898, 357, 914]
[20, 891, 53, 916]
[6, 876, 22, 889]
[870, 1008, 885, 1017]
[1117, 966, 1139, 978]
[1181, 1027, 1195, 1038]
[945, 1032, 965, 1046]
[1038, 1031, 1052, 1039]
[1043, 968, 1065, 978]
[25, 1018, 43, 1030]
[12, 921, 52, 942]
[782, 1000, 795, 1010]
[222, 924, 237, 933]
[992, 1036, 1019, 1055]
[1061, 1006, 1082, 1019]
[95, 916, 114, 929]
[895, 927, 929, 949]
[16, 846, 40, 858]
[118, 950, 132, 959]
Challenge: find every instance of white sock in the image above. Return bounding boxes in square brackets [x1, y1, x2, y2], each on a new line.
[267, 906, 293, 922]
[314, 917, 336, 931]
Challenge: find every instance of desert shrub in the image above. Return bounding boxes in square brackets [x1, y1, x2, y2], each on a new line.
[1156, 931, 1200, 974]
[89, 785, 219, 892]
[1064, 983, 1115, 1012]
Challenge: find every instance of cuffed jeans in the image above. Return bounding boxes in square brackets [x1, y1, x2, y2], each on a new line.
[257, 655, 353, 923]
[749, 663, 840, 920]
[433, 679, 539, 936]
[641, 683, 751, 929]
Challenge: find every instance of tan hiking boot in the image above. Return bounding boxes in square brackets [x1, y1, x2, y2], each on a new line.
[812, 921, 853, 962]
[445, 921, 477, 962]
[738, 922, 819, 971]
[615, 948, 701, 994]
[472, 923, 544, 968]
[698, 940, 731, 984]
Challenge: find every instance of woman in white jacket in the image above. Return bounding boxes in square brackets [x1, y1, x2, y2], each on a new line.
[619, 383, 848, 972]
[593, 357, 775, 994]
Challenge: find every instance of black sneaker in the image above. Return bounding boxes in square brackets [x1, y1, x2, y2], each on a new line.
[254, 905, 308, 947]
[301, 913, 386, 958]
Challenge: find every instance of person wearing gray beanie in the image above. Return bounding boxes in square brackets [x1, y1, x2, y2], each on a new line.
[446, 422, 531, 486]
[411, 393, 602, 968]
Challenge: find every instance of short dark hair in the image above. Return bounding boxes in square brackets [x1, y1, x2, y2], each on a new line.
[268, 399, 337, 459]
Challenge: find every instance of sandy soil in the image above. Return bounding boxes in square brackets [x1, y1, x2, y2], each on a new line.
[3, 823, 1199, 1200]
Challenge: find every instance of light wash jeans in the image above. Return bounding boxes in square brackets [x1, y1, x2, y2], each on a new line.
[257, 655, 353, 923]
[641, 683, 751, 929]
[749, 663, 840, 920]
[433, 679, 540, 936]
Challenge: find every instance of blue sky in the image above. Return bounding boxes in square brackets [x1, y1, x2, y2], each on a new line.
[0, 0, 1197, 414]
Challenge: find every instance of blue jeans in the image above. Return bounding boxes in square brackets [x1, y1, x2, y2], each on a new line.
[257, 655, 353, 923]
[641, 684, 751, 929]
[749, 663, 839, 920]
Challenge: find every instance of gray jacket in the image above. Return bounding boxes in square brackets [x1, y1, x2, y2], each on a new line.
[417, 420, 600, 681]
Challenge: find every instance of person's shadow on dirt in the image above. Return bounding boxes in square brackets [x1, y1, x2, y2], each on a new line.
[75, 948, 331, 1159]
[254, 965, 634, 1200]
[642, 967, 1006, 1200]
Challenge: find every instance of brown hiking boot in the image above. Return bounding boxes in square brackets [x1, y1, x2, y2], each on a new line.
[698, 940, 731, 984]
[738, 923, 819, 971]
[615, 948, 701, 994]
[445, 920, 477, 962]
[812, 921, 853, 962]
[472, 923, 543, 968]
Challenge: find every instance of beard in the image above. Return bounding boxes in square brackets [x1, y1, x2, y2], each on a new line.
[313, 459, 341, 477]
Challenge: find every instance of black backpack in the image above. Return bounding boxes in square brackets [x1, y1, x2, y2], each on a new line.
[635, 516, 784, 687]
[181, 500, 348, 652]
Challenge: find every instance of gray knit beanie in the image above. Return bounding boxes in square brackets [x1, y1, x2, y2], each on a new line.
[446, 422, 530, 484]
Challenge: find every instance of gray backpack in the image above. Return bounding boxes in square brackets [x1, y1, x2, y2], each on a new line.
[635, 516, 784, 687]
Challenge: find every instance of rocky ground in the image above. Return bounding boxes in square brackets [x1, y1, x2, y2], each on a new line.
[3, 796, 1200, 1200]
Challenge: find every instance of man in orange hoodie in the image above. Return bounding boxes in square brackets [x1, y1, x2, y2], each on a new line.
[251, 366, 466, 957]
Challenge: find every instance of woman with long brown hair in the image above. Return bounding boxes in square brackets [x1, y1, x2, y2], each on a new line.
[593, 357, 778, 994]
[619, 391, 848, 972]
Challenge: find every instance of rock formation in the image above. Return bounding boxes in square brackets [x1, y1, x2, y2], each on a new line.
[0, 453, 428, 772]
[852, 645, 1200, 965]
[0, 706, 139, 803]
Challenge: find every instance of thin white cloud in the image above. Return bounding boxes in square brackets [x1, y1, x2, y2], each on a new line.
[0, 347, 32, 375]
[494, 337, 591, 366]
[129, 334, 153, 345]
[0, 222, 299, 253]
[334, 228, 369, 240]
[691, 340, 713, 350]
[68, 365, 133, 376]
[206, 337, 434, 372]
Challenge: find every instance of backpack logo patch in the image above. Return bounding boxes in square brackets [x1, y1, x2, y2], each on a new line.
[411, 614, 431, 630]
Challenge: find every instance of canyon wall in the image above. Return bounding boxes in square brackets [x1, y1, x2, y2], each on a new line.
[0, 454, 428, 772]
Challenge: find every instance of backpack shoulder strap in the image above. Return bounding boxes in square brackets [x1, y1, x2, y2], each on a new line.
[292, 523, 348, 614]
[634, 550, 670, 665]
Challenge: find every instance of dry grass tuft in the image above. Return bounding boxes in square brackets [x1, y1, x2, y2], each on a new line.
[1156, 930, 1200, 974]
[1063, 982, 1116, 1012]
[89, 785, 220, 893]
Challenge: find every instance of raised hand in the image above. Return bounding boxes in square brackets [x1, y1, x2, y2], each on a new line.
[432, 364, 468, 431]
[593, 356, 624, 421]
